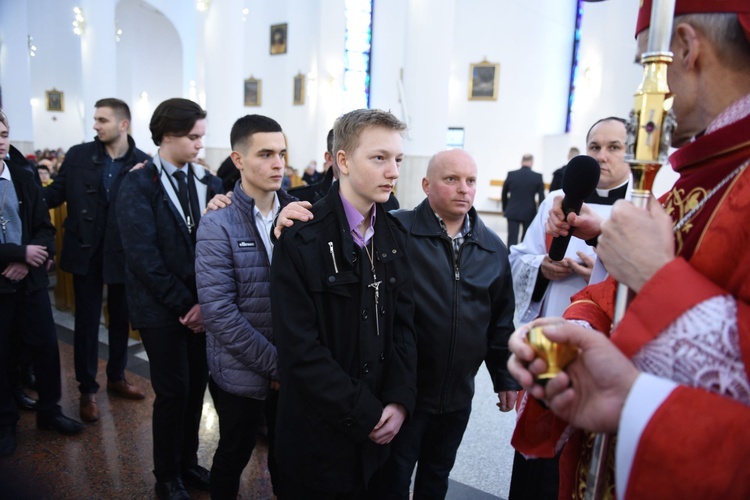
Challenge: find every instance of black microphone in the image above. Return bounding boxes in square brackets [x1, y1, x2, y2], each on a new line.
[548, 155, 600, 261]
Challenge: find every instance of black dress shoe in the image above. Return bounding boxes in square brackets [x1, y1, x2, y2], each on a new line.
[155, 479, 190, 500]
[37, 414, 85, 435]
[13, 388, 38, 411]
[181, 464, 210, 491]
[0, 426, 17, 457]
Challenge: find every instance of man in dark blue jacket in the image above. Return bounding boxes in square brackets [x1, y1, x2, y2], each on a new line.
[502, 154, 545, 246]
[0, 111, 83, 457]
[117, 98, 222, 500]
[45, 98, 150, 423]
[196, 114, 294, 499]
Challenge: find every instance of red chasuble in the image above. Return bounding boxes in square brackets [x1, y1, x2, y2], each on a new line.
[512, 112, 750, 499]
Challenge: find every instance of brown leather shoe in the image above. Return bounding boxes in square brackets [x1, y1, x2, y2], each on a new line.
[107, 379, 146, 400]
[80, 394, 99, 422]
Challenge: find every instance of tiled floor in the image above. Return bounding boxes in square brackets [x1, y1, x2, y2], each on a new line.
[0, 337, 275, 499]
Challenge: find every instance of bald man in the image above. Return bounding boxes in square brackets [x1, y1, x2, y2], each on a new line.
[379, 149, 519, 499]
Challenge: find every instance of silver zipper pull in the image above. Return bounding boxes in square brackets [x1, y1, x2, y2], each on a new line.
[328, 241, 339, 273]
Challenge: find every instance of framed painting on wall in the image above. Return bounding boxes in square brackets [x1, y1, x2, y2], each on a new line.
[293, 73, 305, 105]
[46, 89, 65, 111]
[468, 60, 499, 101]
[270, 23, 287, 55]
[244, 77, 261, 107]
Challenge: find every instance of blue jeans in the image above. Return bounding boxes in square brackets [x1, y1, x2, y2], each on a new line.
[380, 405, 472, 500]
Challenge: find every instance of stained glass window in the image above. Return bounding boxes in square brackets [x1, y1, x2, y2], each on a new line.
[343, 0, 373, 110]
[566, 0, 584, 132]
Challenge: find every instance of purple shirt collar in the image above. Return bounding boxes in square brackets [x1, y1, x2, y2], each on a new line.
[339, 192, 376, 248]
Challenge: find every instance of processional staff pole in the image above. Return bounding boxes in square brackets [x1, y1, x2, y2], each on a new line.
[584, 0, 677, 499]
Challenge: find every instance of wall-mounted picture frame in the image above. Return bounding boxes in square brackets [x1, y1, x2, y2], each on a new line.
[270, 23, 287, 55]
[46, 89, 65, 111]
[468, 60, 499, 101]
[244, 77, 261, 107]
[293, 73, 305, 106]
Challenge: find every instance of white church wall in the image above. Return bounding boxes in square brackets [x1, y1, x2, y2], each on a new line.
[27, 0, 86, 151]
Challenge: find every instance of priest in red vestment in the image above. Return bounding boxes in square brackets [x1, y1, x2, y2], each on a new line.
[508, 1, 750, 499]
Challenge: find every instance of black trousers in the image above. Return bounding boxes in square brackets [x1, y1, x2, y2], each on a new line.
[0, 286, 62, 427]
[208, 378, 279, 499]
[506, 218, 533, 247]
[508, 450, 559, 500]
[139, 324, 208, 482]
[72, 270, 130, 394]
[379, 405, 472, 500]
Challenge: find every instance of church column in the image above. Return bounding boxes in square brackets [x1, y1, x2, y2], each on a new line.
[79, 0, 117, 141]
[398, 0, 457, 210]
[200, 0, 245, 170]
[0, 0, 34, 152]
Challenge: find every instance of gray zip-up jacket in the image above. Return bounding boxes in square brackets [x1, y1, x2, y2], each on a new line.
[196, 181, 295, 398]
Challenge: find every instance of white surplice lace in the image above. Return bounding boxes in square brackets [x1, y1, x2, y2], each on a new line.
[631, 295, 750, 406]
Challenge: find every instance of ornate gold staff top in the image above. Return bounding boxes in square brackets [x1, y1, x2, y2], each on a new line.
[586, 1, 677, 499]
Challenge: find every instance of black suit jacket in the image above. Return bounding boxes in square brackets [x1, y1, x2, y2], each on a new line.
[117, 160, 223, 329]
[501, 167, 545, 221]
[44, 136, 150, 282]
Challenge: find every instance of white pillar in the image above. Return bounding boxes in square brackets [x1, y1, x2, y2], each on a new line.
[398, 0, 456, 210]
[201, 0, 245, 169]
[80, 0, 117, 141]
[0, 0, 34, 150]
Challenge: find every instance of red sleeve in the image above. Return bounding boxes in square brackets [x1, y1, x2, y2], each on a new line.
[625, 386, 750, 499]
[511, 395, 569, 458]
[563, 277, 616, 334]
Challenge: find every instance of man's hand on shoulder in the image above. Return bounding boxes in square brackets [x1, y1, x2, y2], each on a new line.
[204, 191, 233, 214]
[273, 201, 313, 239]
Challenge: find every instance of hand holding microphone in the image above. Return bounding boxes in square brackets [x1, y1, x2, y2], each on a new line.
[548, 155, 600, 261]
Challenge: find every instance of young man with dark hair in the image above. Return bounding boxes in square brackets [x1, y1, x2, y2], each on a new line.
[0, 110, 83, 457]
[196, 114, 293, 498]
[270, 109, 417, 498]
[44, 97, 149, 423]
[117, 98, 222, 500]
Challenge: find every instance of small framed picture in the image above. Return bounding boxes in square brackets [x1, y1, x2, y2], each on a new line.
[46, 89, 65, 111]
[270, 23, 287, 55]
[468, 61, 500, 101]
[244, 77, 261, 107]
[293, 73, 305, 106]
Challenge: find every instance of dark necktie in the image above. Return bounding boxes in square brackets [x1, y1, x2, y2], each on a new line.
[175, 168, 202, 228]
[173, 170, 190, 214]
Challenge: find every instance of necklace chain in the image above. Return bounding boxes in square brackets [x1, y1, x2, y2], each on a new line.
[672, 158, 749, 233]
[363, 239, 382, 336]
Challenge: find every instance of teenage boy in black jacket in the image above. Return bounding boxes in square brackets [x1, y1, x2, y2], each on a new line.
[270, 109, 417, 498]
[117, 98, 222, 500]
[0, 111, 83, 457]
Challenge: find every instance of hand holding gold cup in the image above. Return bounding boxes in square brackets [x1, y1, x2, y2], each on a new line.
[526, 326, 579, 383]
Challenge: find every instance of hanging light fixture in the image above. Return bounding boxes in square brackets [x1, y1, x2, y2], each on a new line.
[73, 6, 86, 36]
